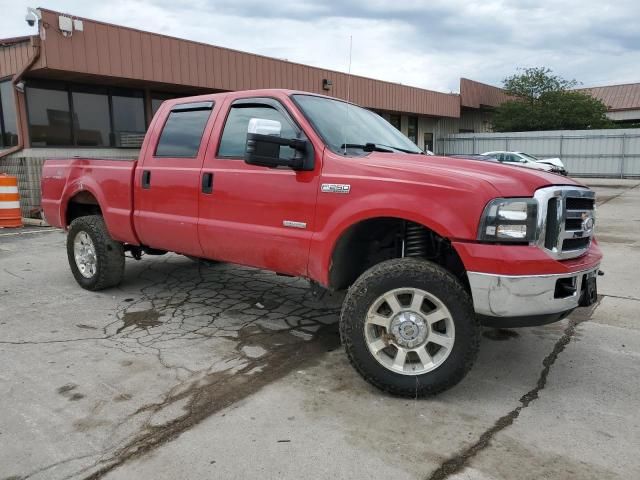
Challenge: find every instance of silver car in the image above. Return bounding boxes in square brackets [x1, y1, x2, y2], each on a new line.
[482, 151, 568, 176]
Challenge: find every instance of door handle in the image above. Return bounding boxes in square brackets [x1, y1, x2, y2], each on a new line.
[142, 170, 151, 189]
[201, 172, 214, 194]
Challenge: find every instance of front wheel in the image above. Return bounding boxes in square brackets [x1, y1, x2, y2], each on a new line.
[340, 258, 479, 397]
[67, 215, 125, 291]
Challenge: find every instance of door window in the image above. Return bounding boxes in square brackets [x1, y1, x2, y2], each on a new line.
[389, 114, 401, 131]
[423, 132, 433, 152]
[218, 103, 297, 159]
[155, 105, 212, 158]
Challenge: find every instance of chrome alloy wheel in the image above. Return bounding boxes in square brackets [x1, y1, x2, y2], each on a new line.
[73, 231, 97, 278]
[364, 288, 455, 375]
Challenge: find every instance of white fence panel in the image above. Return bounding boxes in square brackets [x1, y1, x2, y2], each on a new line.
[441, 128, 640, 178]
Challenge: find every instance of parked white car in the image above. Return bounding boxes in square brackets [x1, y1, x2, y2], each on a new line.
[483, 151, 568, 176]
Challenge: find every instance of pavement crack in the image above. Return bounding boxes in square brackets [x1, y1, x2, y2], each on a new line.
[425, 299, 601, 480]
[0, 336, 111, 345]
[596, 181, 640, 206]
[3, 268, 24, 280]
[601, 293, 640, 302]
[80, 323, 339, 480]
[35, 256, 343, 480]
[4, 255, 343, 480]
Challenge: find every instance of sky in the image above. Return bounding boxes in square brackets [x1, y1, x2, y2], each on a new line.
[1, 0, 639, 93]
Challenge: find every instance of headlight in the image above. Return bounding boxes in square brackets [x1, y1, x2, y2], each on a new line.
[478, 198, 538, 242]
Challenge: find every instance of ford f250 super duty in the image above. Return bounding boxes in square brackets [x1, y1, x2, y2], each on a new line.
[41, 89, 601, 397]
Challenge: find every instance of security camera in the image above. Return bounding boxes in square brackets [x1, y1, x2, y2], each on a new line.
[25, 7, 41, 27]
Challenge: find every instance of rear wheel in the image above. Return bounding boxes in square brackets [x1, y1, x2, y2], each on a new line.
[67, 215, 124, 291]
[340, 258, 479, 397]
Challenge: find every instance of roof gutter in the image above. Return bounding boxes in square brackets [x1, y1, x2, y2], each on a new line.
[0, 36, 40, 160]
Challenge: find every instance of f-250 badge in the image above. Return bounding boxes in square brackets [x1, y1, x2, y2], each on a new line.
[321, 184, 351, 194]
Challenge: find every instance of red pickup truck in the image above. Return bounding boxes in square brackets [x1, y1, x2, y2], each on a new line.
[42, 89, 601, 397]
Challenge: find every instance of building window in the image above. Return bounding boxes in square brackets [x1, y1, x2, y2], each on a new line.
[112, 94, 146, 147]
[151, 98, 164, 117]
[0, 81, 19, 148]
[26, 81, 147, 148]
[71, 90, 111, 146]
[155, 106, 212, 158]
[407, 116, 418, 144]
[27, 86, 72, 147]
[389, 114, 401, 131]
[151, 93, 180, 117]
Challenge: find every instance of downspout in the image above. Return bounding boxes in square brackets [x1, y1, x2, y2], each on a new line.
[0, 36, 41, 160]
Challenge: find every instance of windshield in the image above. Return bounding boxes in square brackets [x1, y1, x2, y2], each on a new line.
[292, 94, 422, 155]
[519, 152, 539, 161]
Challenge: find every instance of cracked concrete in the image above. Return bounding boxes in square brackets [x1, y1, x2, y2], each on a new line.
[1, 179, 639, 480]
[1, 234, 341, 480]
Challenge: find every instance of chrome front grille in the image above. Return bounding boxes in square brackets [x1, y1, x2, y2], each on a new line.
[534, 186, 596, 260]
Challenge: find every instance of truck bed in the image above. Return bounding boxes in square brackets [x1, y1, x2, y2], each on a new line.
[41, 158, 139, 244]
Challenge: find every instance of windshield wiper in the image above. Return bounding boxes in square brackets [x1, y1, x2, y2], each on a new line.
[340, 143, 421, 154]
[374, 143, 423, 154]
[340, 143, 395, 153]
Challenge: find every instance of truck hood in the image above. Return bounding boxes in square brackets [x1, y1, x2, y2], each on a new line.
[362, 153, 580, 197]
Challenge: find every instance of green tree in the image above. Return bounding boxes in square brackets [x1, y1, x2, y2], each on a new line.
[492, 67, 612, 132]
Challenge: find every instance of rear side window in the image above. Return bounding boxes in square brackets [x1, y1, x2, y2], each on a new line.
[155, 103, 213, 157]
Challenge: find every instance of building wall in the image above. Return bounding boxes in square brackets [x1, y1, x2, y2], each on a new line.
[459, 78, 513, 109]
[607, 110, 640, 122]
[0, 40, 38, 79]
[380, 109, 494, 152]
[33, 9, 460, 119]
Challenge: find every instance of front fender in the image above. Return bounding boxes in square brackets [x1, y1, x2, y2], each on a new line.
[307, 191, 479, 286]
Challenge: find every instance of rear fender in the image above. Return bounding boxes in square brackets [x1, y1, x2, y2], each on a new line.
[62, 177, 138, 244]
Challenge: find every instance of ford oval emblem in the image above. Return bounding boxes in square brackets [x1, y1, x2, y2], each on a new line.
[582, 213, 594, 232]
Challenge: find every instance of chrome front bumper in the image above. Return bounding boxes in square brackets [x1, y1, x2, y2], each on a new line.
[468, 265, 600, 318]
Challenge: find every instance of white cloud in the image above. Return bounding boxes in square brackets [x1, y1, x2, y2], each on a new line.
[2, 0, 638, 91]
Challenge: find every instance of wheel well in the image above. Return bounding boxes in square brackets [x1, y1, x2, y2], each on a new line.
[66, 191, 102, 226]
[328, 217, 468, 291]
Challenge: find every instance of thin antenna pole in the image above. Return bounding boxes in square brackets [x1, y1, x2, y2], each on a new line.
[347, 35, 353, 102]
[343, 35, 353, 155]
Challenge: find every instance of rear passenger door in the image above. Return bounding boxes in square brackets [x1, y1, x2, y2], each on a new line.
[133, 101, 215, 256]
[198, 97, 320, 276]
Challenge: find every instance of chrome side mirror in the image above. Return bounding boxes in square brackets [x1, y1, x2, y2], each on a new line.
[247, 118, 282, 136]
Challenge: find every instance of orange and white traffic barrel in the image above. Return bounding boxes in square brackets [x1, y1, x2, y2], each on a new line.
[0, 174, 22, 228]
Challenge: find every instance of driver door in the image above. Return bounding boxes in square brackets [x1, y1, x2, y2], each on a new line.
[197, 97, 320, 276]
